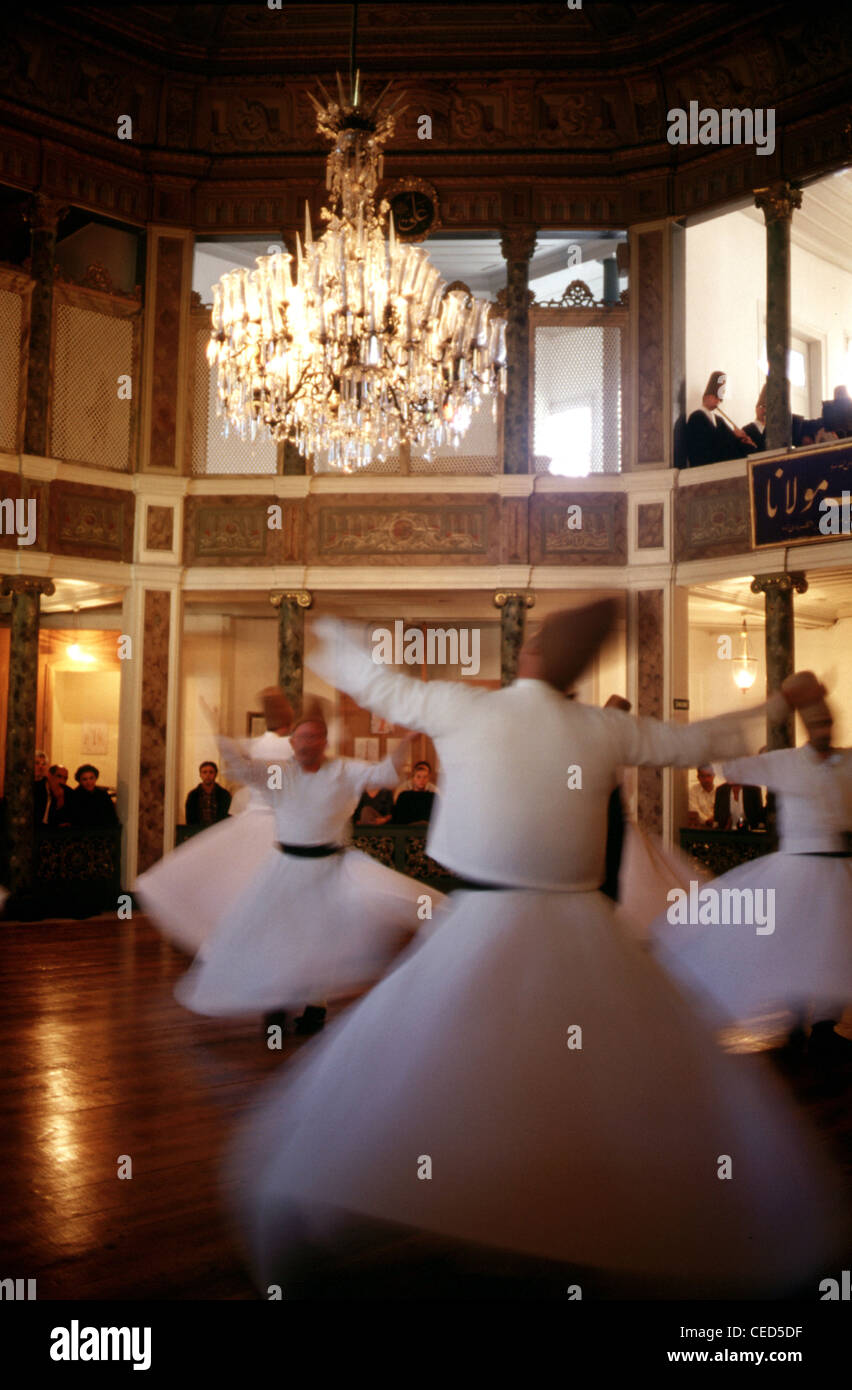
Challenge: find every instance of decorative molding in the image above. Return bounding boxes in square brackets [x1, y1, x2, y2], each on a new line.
[309, 497, 498, 565]
[0, 575, 55, 597]
[269, 589, 312, 609]
[675, 477, 751, 562]
[493, 591, 534, 608]
[637, 502, 664, 549]
[754, 181, 803, 224]
[750, 571, 808, 596]
[530, 493, 627, 566]
[144, 504, 174, 552]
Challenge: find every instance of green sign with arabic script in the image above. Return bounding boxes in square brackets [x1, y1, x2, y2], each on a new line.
[749, 441, 852, 548]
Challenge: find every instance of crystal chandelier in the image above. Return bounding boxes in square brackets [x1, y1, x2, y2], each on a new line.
[207, 74, 507, 473]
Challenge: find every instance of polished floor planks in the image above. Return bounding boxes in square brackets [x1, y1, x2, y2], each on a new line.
[1, 914, 851, 1299]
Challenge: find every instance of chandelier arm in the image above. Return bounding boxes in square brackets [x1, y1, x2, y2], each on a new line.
[350, 3, 358, 99]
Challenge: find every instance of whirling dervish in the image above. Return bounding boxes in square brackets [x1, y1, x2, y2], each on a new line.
[226, 603, 849, 1298]
[174, 700, 444, 1018]
[134, 686, 294, 957]
[650, 670, 852, 1060]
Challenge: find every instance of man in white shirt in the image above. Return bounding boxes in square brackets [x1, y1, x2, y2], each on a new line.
[687, 765, 716, 827]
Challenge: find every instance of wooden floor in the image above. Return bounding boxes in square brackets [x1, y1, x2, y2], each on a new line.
[1, 915, 851, 1300]
[0, 915, 294, 1300]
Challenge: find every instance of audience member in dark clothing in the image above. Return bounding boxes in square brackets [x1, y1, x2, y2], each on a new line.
[33, 749, 49, 827]
[353, 787, 395, 825]
[186, 761, 231, 827]
[714, 781, 764, 830]
[71, 764, 119, 828]
[42, 765, 74, 829]
[392, 761, 437, 825]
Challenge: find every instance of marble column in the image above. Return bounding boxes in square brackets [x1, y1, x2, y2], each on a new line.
[1, 575, 55, 891]
[270, 591, 312, 710]
[493, 591, 534, 687]
[23, 196, 66, 457]
[750, 572, 808, 749]
[627, 220, 686, 470]
[499, 227, 537, 475]
[754, 183, 802, 451]
[635, 589, 665, 835]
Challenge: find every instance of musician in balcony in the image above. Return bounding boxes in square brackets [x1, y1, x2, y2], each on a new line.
[686, 371, 755, 467]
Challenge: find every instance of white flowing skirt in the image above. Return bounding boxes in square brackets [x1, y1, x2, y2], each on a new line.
[614, 822, 708, 941]
[650, 850, 852, 1026]
[176, 846, 442, 1016]
[227, 887, 848, 1294]
[134, 809, 276, 954]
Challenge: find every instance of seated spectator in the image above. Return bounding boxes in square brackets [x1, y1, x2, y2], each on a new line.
[393, 761, 437, 825]
[41, 765, 74, 830]
[33, 749, 49, 826]
[185, 761, 231, 827]
[686, 765, 716, 828]
[71, 764, 119, 828]
[685, 371, 754, 468]
[353, 786, 394, 826]
[714, 780, 764, 830]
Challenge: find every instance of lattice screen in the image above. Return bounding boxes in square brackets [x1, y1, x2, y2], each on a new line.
[410, 395, 500, 474]
[0, 288, 23, 453]
[533, 323, 622, 475]
[51, 303, 134, 470]
[198, 326, 277, 475]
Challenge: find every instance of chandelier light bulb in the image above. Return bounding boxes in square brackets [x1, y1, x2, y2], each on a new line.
[207, 73, 507, 472]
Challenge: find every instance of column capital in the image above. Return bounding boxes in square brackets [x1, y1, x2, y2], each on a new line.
[24, 194, 69, 236]
[750, 572, 808, 596]
[500, 226, 537, 264]
[754, 182, 803, 224]
[269, 589, 312, 609]
[493, 591, 535, 609]
[1, 575, 55, 598]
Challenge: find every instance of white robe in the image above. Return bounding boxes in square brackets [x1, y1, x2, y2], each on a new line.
[134, 732, 292, 955]
[651, 745, 852, 1027]
[175, 744, 443, 1016]
[227, 620, 848, 1294]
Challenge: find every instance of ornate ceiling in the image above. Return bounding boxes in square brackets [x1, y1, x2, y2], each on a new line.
[0, 2, 849, 233]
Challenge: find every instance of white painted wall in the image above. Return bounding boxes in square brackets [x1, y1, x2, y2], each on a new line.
[685, 210, 852, 428]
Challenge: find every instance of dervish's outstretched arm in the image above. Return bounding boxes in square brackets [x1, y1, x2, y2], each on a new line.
[309, 618, 488, 737]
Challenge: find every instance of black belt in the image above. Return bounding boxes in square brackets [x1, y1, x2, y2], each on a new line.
[277, 842, 342, 858]
[795, 851, 852, 859]
[451, 877, 503, 892]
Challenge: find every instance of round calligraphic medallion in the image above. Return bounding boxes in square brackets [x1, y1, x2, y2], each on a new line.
[383, 178, 441, 242]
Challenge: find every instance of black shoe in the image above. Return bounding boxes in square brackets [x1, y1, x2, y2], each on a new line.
[295, 1006, 327, 1035]
[808, 1021, 852, 1065]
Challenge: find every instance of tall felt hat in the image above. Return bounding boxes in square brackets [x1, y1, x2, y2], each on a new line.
[529, 598, 619, 693]
[605, 694, 632, 712]
[781, 671, 832, 727]
[259, 686, 294, 732]
[704, 370, 727, 399]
